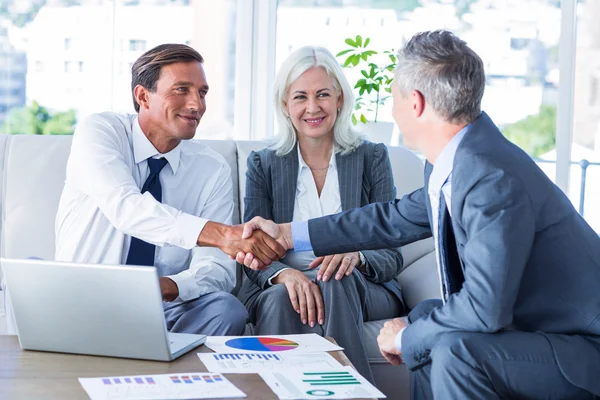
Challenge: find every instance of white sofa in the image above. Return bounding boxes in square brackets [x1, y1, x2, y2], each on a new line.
[0, 134, 439, 398]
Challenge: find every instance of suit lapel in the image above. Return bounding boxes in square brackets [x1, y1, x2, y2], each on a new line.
[271, 146, 299, 223]
[336, 149, 362, 211]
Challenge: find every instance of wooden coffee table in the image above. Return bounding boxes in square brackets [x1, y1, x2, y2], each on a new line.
[0, 335, 376, 399]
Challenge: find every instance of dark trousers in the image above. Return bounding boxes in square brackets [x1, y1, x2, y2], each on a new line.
[408, 300, 595, 400]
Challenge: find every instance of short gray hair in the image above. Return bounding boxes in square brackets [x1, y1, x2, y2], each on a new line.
[271, 46, 362, 156]
[394, 30, 485, 124]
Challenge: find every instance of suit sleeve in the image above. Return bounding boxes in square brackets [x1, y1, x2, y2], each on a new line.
[307, 184, 432, 256]
[243, 151, 290, 289]
[401, 170, 535, 370]
[359, 144, 405, 283]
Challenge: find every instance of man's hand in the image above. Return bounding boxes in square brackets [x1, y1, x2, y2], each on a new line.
[160, 277, 179, 302]
[198, 221, 285, 270]
[308, 252, 360, 282]
[235, 217, 293, 270]
[272, 269, 324, 327]
[377, 318, 408, 366]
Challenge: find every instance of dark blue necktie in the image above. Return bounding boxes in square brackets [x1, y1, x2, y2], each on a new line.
[125, 157, 169, 266]
[438, 193, 464, 300]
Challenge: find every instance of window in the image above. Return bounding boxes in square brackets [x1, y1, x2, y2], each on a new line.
[570, 0, 600, 231]
[0, 0, 239, 140]
[276, 0, 560, 156]
[128, 39, 146, 52]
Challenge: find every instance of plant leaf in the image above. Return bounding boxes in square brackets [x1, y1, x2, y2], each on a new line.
[351, 55, 360, 66]
[356, 35, 362, 47]
[336, 49, 354, 57]
[361, 70, 369, 78]
[360, 114, 368, 124]
[364, 37, 370, 47]
[352, 114, 358, 125]
[345, 38, 357, 47]
[369, 65, 376, 78]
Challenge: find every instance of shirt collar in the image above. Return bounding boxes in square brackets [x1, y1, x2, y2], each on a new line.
[132, 116, 181, 174]
[297, 145, 337, 175]
[429, 125, 469, 193]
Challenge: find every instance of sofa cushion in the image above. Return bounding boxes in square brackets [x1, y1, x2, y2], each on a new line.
[196, 140, 240, 224]
[386, 145, 425, 198]
[2, 135, 72, 260]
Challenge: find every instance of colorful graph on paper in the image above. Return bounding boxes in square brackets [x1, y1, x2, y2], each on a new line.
[224, 337, 299, 352]
[302, 371, 360, 386]
[79, 373, 246, 399]
[100, 375, 223, 385]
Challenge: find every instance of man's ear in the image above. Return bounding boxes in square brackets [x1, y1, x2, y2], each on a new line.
[412, 90, 425, 118]
[133, 85, 150, 111]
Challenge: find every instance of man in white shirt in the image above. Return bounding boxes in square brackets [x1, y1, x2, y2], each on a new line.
[55, 44, 284, 335]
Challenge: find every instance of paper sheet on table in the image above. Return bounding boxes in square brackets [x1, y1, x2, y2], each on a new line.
[259, 366, 386, 399]
[78, 372, 246, 400]
[198, 351, 344, 373]
[204, 334, 343, 354]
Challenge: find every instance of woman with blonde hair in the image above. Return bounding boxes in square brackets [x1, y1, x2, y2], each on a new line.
[237, 46, 406, 383]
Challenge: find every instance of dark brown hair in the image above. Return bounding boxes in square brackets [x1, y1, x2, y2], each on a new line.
[131, 44, 204, 112]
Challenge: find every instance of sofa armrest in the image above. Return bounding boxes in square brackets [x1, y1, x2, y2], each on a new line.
[400, 238, 434, 268]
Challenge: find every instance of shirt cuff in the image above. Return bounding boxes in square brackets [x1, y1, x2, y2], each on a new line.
[166, 273, 195, 302]
[267, 268, 290, 286]
[170, 213, 208, 250]
[394, 326, 406, 352]
[291, 221, 313, 252]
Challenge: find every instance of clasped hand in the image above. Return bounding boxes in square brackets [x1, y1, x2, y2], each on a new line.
[234, 217, 358, 282]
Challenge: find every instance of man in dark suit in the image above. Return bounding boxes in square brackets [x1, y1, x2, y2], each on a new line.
[236, 30, 600, 399]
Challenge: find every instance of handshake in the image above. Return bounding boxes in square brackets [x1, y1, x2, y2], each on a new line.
[198, 217, 293, 270]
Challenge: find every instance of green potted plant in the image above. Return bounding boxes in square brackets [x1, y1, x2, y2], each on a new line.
[336, 35, 397, 126]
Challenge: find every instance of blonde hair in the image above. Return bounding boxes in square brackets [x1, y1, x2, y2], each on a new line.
[270, 46, 362, 156]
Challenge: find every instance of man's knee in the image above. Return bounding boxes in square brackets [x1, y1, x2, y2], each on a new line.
[430, 332, 481, 376]
[210, 292, 248, 335]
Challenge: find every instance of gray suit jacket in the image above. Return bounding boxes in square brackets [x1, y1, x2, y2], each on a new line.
[306, 112, 600, 395]
[239, 141, 404, 307]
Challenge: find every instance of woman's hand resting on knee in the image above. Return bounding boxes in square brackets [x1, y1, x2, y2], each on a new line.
[272, 269, 325, 327]
[308, 252, 360, 282]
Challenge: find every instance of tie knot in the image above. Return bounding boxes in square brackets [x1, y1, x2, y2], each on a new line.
[147, 157, 168, 175]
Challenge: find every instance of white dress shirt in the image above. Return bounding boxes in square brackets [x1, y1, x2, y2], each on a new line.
[268, 146, 342, 283]
[394, 125, 469, 353]
[55, 112, 236, 302]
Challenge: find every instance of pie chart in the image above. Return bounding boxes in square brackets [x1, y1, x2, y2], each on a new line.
[224, 337, 299, 352]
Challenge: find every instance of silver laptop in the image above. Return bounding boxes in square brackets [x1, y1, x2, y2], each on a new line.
[1, 258, 206, 361]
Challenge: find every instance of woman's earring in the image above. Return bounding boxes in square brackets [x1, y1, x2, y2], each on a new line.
[337, 108, 341, 114]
